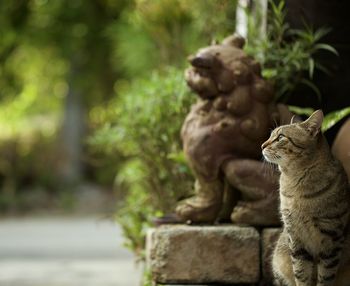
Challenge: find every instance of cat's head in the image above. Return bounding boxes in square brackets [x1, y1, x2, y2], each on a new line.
[261, 110, 324, 167]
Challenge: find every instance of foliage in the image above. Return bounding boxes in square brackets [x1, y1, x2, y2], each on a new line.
[0, 0, 30, 100]
[0, 45, 65, 139]
[0, 2, 68, 202]
[246, 0, 338, 101]
[288, 105, 350, 132]
[87, 0, 237, 261]
[0, 0, 237, 198]
[0, 0, 236, 206]
[288, 105, 314, 117]
[109, 0, 237, 77]
[142, 268, 155, 286]
[27, 0, 130, 106]
[322, 107, 350, 132]
[0, 134, 59, 212]
[89, 68, 194, 255]
[0, 0, 130, 200]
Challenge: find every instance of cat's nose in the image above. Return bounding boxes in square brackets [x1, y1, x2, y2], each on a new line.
[261, 141, 269, 150]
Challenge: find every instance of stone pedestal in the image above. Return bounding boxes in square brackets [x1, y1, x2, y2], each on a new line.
[146, 224, 260, 285]
[146, 225, 283, 285]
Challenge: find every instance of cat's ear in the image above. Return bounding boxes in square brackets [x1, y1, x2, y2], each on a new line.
[302, 110, 324, 137]
[290, 115, 302, 124]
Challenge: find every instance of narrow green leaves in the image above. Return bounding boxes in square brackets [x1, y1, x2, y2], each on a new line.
[322, 107, 350, 132]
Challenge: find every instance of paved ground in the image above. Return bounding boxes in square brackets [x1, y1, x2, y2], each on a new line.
[0, 216, 142, 286]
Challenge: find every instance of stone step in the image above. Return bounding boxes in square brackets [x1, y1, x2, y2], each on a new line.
[146, 224, 268, 285]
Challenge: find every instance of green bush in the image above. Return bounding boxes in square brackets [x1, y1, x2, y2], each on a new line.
[107, 0, 237, 77]
[89, 68, 194, 256]
[0, 0, 238, 211]
[245, 0, 337, 101]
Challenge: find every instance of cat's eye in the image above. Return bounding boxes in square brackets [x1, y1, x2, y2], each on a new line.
[277, 134, 284, 141]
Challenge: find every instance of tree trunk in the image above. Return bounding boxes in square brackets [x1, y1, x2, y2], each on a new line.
[58, 62, 85, 185]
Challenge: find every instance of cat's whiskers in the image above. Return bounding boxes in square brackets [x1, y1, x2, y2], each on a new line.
[261, 156, 276, 178]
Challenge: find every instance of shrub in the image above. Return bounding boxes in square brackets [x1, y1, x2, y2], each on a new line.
[245, 0, 338, 101]
[89, 68, 194, 255]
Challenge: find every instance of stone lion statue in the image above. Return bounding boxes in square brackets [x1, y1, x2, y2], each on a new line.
[175, 34, 292, 226]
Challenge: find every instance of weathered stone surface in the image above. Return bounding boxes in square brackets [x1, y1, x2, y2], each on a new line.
[162, 284, 256, 286]
[261, 228, 282, 283]
[162, 284, 255, 286]
[147, 224, 260, 284]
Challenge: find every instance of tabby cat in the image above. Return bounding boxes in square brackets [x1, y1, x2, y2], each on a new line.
[262, 110, 350, 286]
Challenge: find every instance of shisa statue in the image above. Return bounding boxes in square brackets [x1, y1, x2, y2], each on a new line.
[176, 34, 291, 226]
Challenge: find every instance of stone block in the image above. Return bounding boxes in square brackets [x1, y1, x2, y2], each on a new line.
[162, 284, 256, 286]
[261, 228, 281, 283]
[147, 224, 260, 284]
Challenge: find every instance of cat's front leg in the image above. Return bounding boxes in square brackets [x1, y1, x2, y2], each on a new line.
[317, 245, 343, 286]
[289, 242, 315, 286]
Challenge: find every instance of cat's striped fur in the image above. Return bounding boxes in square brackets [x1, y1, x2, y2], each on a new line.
[262, 110, 350, 286]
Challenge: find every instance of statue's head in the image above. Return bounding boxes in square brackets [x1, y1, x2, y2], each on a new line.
[185, 34, 260, 99]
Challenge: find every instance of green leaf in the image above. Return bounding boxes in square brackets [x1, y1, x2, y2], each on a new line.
[167, 151, 188, 164]
[313, 27, 331, 42]
[322, 106, 350, 132]
[262, 68, 278, 79]
[308, 58, 315, 78]
[288, 105, 314, 116]
[313, 43, 339, 56]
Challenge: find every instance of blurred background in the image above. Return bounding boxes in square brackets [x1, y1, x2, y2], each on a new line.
[0, 0, 236, 285]
[0, 0, 235, 214]
[0, 0, 349, 285]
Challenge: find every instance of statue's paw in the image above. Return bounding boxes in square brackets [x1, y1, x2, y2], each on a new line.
[175, 202, 197, 221]
[175, 197, 221, 224]
[231, 201, 280, 226]
[230, 203, 254, 225]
